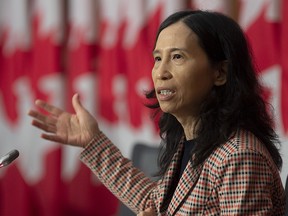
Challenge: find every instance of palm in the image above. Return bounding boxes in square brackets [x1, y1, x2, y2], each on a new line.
[54, 112, 84, 145]
[28, 94, 99, 148]
[58, 111, 97, 146]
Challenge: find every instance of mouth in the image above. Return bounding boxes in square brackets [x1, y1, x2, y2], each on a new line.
[158, 89, 175, 96]
[156, 88, 176, 100]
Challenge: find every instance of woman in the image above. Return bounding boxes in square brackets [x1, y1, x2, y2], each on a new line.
[28, 10, 285, 215]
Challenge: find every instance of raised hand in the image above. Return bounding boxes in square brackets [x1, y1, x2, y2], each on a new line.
[28, 93, 100, 148]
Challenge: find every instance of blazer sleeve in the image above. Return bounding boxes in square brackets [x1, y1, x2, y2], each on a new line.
[79, 131, 158, 214]
[216, 148, 285, 215]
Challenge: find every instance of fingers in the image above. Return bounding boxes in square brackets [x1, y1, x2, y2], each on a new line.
[35, 99, 63, 117]
[28, 100, 62, 133]
[31, 119, 57, 133]
[30, 117, 63, 143]
[41, 133, 65, 144]
[28, 109, 57, 126]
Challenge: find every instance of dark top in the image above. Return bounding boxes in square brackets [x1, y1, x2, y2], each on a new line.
[179, 139, 196, 177]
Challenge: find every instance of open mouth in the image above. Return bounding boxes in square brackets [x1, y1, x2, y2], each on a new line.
[159, 89, 175, 96]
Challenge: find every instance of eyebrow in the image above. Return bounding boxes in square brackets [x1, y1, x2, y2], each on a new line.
[152, 47, 189, 55]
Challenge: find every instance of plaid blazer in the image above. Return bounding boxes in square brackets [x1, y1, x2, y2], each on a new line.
[80, 129, 285, 215]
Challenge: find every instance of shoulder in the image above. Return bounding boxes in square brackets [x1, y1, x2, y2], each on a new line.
[205, 129, 277, 172]
[222, 129, 271, 157]
[203, 130, 285, 214]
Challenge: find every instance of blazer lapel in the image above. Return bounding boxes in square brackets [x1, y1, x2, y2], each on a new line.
[158, 141, 184, 212]
[168, 159, 203, 215]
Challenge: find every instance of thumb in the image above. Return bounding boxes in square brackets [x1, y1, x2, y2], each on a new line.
[72, 93, 85, 114]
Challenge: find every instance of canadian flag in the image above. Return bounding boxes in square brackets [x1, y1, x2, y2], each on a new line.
[0, 0, 36, 215]
[6, 1, 287, 215]
[0, 1, 188, 215]
[191, 0, 231, 14]
[280, 0, 288, 182]
[65, 0, 118, 215]
[281, 0, 288, 136]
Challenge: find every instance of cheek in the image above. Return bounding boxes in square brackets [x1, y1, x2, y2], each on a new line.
[151, 70, 157, 84]
[182, 73, 214, 100]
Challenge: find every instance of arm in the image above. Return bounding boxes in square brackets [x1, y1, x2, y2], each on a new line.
[80, 132, 157, 213]
[28, 93, 157, 213]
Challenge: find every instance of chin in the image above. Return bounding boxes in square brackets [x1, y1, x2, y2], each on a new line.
[159, 106, 174, 114]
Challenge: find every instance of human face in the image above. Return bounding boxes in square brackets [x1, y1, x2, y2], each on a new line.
[152, 21, 218, 119]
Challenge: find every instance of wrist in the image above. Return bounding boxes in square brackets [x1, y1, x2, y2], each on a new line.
[83, 130, 103, 149]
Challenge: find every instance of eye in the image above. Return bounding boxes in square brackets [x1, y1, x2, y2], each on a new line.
[154, 56, 161, 62]
[172, 54, 182, 60]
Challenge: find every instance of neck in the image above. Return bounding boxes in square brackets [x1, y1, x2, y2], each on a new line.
[175, 114, 199, 140]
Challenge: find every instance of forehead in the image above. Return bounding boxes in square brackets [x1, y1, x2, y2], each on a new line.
[155, 22, 198, 50]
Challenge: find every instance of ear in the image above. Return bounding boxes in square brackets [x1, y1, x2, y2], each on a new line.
[214, 60, 228, 86]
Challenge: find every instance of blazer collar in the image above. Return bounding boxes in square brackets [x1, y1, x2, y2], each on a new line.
[158, 140, 184, 213]
[168, 160, 203, 215]
[158, 139, 203, 215]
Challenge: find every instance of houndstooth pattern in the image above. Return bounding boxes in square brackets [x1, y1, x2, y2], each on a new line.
[80, 129, 285, 215]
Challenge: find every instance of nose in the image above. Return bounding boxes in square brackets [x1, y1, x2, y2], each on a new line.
[155, 62, 172, 80]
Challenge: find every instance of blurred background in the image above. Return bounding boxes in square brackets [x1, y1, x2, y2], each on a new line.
[0, 0, 287, 215]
